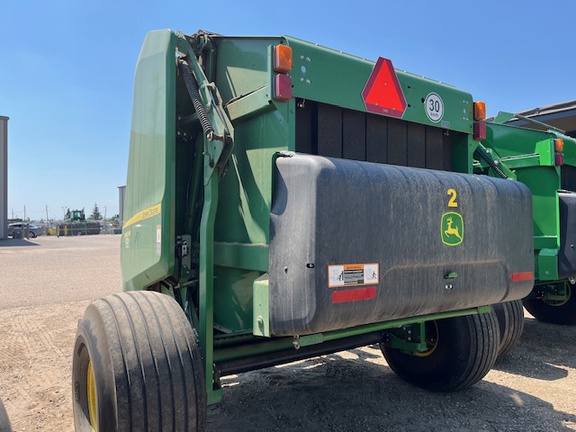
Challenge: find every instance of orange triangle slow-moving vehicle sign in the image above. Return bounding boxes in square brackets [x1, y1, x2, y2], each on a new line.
[362, 57, 406, 118]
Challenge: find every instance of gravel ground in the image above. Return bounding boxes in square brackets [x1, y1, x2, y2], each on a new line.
[0, 235, 575, 431]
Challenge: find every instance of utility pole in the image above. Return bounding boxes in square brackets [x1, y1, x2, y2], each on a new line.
[46, 205, 49, 223]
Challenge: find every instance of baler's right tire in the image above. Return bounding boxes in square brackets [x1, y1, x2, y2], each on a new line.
[380, 311, 499, 392]
[72, 291, 206, 432]
[0, 399, 12, 432]
[492, 300, 525, 358]
[523, 283, 576, 325]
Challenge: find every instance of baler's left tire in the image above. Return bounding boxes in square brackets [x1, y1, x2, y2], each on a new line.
[380, 311, 499, 392]
[72, 291, 206, 432]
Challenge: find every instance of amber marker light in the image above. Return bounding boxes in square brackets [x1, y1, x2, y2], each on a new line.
[274, 44, 293, 74]
[474, 101, 486, 121]
[555, 138, 564, 153]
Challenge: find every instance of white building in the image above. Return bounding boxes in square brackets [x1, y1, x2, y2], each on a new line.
[0, 116, 8, 239]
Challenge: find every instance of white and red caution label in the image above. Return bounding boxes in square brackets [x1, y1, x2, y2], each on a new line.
[328, 263, 379, 288]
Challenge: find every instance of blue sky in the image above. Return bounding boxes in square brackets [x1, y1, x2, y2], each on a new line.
[2, 0, 575, 221]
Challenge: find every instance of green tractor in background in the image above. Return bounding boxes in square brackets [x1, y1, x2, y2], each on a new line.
[58, 209, 100, 236]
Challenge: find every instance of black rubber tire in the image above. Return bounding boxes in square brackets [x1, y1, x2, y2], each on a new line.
[523, 284, 576, 325]
[29, 232, 36, 238]
[0, 399, 12, 432]
[492, 300, 525, 358]
[380, 311, 499, 392]
[72, 291, 206, 431]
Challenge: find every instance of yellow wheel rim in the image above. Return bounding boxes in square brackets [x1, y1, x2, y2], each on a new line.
[87, 360, 98, 431]
[415, 321, 439, 357]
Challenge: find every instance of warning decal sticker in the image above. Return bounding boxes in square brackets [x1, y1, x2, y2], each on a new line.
[156, 224, 162, 256]
[328, 263, 379, 288]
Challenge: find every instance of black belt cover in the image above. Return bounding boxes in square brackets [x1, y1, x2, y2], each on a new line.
[268, 153, 534, 336]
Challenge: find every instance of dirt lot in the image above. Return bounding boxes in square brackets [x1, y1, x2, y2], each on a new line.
[1, 236, 576, 431]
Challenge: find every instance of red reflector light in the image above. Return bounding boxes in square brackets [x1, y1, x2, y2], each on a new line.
[555, 153, 564, 166]
[473, 122, 486, 141]
[274, 44, 293, 73]
[274, 74, 292, 102]
[510, 271, 534, 282]
[332, 287, 377, 304]
[474, 101, 486, 121]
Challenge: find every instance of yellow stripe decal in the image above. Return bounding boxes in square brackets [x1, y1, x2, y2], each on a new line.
[122, 203, 161, 230]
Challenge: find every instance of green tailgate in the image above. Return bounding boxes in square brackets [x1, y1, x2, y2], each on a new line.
[286, 36, 474, 135]
[121, 30, 177, 291]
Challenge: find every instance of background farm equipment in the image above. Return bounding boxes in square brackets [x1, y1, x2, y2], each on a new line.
[56, 209, 100, 236]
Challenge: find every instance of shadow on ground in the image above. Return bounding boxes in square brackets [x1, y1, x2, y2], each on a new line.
[208, 347, 576, 432]
[0, 238, 40, 247]
[494, 316, 576, 380]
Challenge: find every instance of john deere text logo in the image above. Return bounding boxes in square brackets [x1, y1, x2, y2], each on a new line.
[441, 212, 464, 246]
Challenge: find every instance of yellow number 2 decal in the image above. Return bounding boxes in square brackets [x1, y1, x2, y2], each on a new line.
[447, 188, 458, 208]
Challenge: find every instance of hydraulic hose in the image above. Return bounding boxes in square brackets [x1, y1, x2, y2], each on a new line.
[178, 58, 214, 139]
[474, 147, 508, 179]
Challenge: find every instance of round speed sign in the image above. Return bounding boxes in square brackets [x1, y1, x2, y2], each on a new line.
[424, 92, 444, 123]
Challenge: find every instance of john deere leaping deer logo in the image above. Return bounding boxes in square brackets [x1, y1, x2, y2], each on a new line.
[441, 212, 464, 246]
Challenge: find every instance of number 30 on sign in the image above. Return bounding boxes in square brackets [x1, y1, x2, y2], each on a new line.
[425, 92, 444, 123]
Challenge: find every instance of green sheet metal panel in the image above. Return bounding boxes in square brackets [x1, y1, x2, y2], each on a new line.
[482, 123, 561, 280]
[284, 36, 474, 135]
[483, 123, 557, 160]
[483, 124, 561, 247]
[212, 37, 277, 106]
[121, 30, 177, 291]
[215, 113, 291, 244]
[209, 37, 292, 331]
